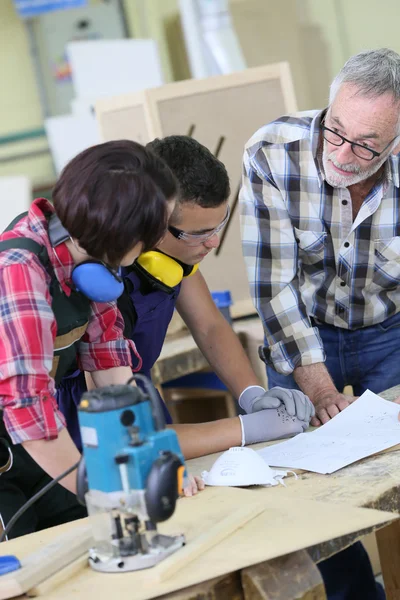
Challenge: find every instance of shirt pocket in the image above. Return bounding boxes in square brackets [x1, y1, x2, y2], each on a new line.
[294, 228, 327, 276]
[373, 236, 400, 290]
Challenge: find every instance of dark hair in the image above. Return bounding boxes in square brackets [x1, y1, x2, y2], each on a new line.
[52, 140, 177, 265]
[146, 136, 230, 211]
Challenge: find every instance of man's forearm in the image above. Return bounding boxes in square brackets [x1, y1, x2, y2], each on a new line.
[293, 362, 337, 402]
[169, 418, 242, 460]
[193, 320, 260, 399]
[22, 427, 81, 494]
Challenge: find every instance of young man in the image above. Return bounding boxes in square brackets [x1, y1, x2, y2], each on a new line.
[58, 136, 314, 483]
[0, 140, 176, 538]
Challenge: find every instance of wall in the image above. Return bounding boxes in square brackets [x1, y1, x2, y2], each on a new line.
[0, 0, 53, 185]
[0, 0, 153, 187]
[2, 0, 400, 187]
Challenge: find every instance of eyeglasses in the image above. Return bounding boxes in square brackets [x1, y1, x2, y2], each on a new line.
[168, 205, 230, 246]
[320, 120, 397, 161]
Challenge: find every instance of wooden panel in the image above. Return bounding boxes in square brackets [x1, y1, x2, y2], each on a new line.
[376, 520, 400, 600]
[242, 550, 326, 600]
[157, 572, 243, 600]
[98, 103, 151, 146]
[96, 63, 297, 315]
[1, 487, 395, 600]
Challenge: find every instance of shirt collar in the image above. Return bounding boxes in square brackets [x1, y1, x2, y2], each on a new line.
[27, 198, 75, 296]
[386, 154, 400, 188]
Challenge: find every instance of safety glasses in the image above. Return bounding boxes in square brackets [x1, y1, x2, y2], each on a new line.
[168, 205, 230, 247]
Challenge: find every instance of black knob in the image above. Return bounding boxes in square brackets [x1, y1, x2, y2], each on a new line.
[120, 409, 135, 427]
[115, 454, 129, 465]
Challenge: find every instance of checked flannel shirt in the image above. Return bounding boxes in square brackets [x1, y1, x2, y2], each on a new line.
[0, 198, 141, 443]
[240, 109, 400, 375]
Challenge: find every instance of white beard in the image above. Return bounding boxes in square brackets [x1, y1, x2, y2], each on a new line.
[322, 141, 389, 188]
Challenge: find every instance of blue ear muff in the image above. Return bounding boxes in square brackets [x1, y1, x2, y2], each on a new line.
[71, 260, 124, 303]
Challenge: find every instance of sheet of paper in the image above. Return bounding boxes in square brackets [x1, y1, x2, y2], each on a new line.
[258, 390, 400, 474]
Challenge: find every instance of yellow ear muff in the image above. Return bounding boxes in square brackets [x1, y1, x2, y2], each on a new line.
[137, 252, 184, 288]
[183, 262, 199, 278]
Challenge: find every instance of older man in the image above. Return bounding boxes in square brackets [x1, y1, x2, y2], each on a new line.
[241, 48, 400, 429]
[239, 48, 399, 600]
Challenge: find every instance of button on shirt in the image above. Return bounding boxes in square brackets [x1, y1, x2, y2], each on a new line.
[0, 198, 141, 443]
[240, 109, 400, 375]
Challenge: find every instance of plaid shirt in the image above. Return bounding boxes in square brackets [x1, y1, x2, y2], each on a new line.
[240, 109, 400, 375]
[0, 198, 140, 443]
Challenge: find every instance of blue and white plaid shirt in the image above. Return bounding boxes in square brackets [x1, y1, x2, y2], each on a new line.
[240, 109, 400, 375]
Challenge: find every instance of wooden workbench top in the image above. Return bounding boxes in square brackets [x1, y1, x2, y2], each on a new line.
[1, 384, 400, 600]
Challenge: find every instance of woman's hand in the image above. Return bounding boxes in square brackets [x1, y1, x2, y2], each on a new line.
[183, 473, 205, 497]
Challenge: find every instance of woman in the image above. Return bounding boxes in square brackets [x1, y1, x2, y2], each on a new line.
[0, 140, 176, 538]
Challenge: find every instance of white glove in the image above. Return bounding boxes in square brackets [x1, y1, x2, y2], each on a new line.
[240, 406, 308, 445]
[239, 385, 315, 424]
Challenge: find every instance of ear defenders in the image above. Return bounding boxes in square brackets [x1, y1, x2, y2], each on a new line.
[71, 260, 124, 303]
[48, 214, 124, 303]
[136, 251, 199, 289]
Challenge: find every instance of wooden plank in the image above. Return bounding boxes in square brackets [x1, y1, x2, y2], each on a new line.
[1, 490, 394, 600]
[242, 550, 326, 600]
[157, 572, 244, 600]
[376, 520, 400, 600]
[26, 555, 88, 597]
[0, 526, 92, 600]
[380, 385, 400, 402]
[152, 317, 259, 386]
[156, 503, 265, 582]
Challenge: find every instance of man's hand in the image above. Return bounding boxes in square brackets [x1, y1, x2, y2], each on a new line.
[252, 387, 315, 423]
[311, 392, 357, 426]
[183, 473, 205, 497]
[239, 385, 315, 424]
[241, 406, 308, 445]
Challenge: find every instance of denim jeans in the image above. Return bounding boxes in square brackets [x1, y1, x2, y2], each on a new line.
[266, 311, 400, 395]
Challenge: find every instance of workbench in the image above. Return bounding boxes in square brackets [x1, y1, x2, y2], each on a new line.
[151, 315, 267, 388]
[185, 383, 400, 600]
[2, 384, 400, 600]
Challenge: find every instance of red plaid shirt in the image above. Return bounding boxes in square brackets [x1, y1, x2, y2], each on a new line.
[0, 199, 141, 444]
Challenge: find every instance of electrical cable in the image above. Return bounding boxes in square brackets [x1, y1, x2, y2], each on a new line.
[0, 459, 80, 543]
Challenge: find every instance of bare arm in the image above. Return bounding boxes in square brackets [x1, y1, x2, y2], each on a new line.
[22, 428, 81, 494]
[89, 365, 134, 388]
[293, 363, 357, 425]
[22, 368, 138, 494]
[176, 272, 260, 399]
[169, 418, 242, 460]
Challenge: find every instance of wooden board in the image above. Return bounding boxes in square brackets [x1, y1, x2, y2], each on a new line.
[0, 521, 92, 600]
[153, 316, 263, 386]
[156, 503, 265, 582]
[241, 550, 326, 600]
[96, 63, 297, 317]
[0, 486, 396, 600]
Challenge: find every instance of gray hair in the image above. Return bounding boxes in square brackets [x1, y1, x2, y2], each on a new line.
[329, 48, 400, 105]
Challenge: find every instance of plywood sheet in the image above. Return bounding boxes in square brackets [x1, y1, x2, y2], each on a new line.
[96, 63, 297, 315]
[2, 487, 395, 600]
[99, 104, 151, 146]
